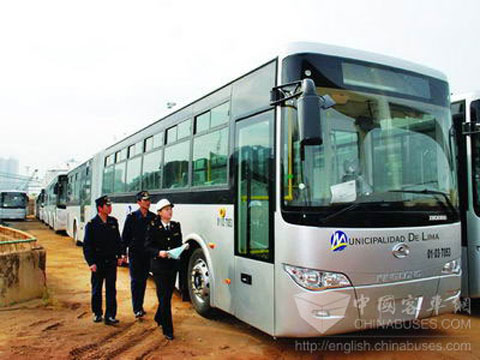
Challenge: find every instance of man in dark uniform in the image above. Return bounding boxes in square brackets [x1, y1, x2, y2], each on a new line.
[83, 195, 124, 325]
[121, 190, 155, 318]
[145, 199, 183, 340]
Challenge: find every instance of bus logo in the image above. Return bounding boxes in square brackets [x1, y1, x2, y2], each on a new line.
[429, 215, 447, 221]
[330, 231, 349, 252]
[392, 243, 410, 258]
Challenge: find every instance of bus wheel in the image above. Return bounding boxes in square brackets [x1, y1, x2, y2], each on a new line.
[188, 248, 214, 317]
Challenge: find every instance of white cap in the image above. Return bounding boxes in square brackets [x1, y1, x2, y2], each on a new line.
[156, 198, 174, 212]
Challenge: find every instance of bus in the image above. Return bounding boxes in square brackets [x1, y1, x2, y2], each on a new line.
[451, 92, 480, 299]
[0, 190, 28, 220]
[66, 42, 461, 337]
[66, 160, 92, 244]
[44, 174, 68, 232]
[36, 189, 46, 221]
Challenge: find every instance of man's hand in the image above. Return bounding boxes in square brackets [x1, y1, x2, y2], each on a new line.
[159, 251, 168, 258]
[117, 256, 126, 266]
[90, 264, 97, 272]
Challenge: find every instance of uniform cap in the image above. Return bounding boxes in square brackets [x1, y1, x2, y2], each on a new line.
[136, 190, 151, 201]
[95, 195, 112, 208]
[156, 198, 173, 212]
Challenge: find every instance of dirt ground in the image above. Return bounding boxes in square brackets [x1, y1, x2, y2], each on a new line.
[0, 218, 479, 360]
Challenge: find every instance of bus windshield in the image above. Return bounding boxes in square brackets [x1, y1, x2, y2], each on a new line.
[470, 100, 480, 213]
[283, 91, 457, 219]
[281, 57, 458, 226]
[1, 192, 27, 208]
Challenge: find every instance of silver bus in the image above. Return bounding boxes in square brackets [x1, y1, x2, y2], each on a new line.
[66, 42, 461, 337]
[451, 92, 480, 299]
[44, 174, 68, 232]
[66, 160, 92, 244]
[35, 189, 46, 221]
[0, 190, 28, 220]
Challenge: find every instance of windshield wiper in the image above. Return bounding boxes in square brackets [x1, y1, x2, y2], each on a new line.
[319, 202, 361, 225]
[387, 189, 458, 216]
[319, 200, 388, 225]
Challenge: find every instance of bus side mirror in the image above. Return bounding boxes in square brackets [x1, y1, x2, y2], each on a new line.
[297, 78, 335, 146]
[53, 183, 59, 195]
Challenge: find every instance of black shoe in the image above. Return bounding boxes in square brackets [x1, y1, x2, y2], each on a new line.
[164, 334, 174, 340]
[93, 314, 103, 323]
[104, 317, 119, 325]
[134, 311, 144, 318]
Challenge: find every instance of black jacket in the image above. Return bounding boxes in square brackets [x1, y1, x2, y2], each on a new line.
[121, 209, 156, 257]
[83, 215, 122, 266]
[145, 217, 183, 272]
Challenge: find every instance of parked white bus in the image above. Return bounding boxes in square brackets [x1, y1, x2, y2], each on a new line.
[66, 42, 461, 337]
[451, 92, 480, 299]
[66, 160, 92, 245]
[0, 190, 28, 220]
[36, 189, 46, 221]
[44, 174, 68, 232]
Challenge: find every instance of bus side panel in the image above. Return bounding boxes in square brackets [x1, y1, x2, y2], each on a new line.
[54, 208, 67, 231]
[466, 211, 480, 298]
[78, 205, 92, 243]
[66, 206, 80, 240]
[174, 204, 235, 315]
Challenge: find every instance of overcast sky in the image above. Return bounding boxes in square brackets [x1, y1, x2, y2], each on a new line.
[1, 0, 478, 178]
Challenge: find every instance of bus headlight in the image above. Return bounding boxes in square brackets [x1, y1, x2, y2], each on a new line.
[442, 259, 461, 275]
[283, 264, 351, 291]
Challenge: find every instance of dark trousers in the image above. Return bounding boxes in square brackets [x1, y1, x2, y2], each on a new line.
[152, 269, 177, 336]
[129, 253, 150, 313]
[91, 261, 117, 318]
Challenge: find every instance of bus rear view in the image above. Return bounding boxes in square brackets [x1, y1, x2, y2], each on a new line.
[271, 44, 461, 336]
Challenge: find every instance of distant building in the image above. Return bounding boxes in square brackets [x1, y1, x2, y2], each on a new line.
[0, 157, 21, 190]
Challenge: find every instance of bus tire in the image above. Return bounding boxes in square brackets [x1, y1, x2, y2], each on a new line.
[187, 248, 214, 318]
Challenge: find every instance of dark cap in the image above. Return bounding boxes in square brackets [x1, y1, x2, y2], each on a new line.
[95, 195, 112, 208]
[136, 190, 151, 201]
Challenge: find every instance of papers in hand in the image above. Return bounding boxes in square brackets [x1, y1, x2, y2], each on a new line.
[166, 243, 189, 260]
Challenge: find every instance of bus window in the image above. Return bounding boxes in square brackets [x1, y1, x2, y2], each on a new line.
[163, 140, 190, 188]
[192, 128, 228, 187]
[142, 149, 163, 190]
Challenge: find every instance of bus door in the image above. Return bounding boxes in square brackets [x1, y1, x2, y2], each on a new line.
[80, 162, 92, 223]
[233, 110, 275, 334]
[451, 101, 470, 294]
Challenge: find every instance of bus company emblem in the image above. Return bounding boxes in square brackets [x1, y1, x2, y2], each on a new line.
[218, 207, 227, 218]
[217, 207, 233, 228]
[330, 231, 349, 252]
[392, 243, 410, 258]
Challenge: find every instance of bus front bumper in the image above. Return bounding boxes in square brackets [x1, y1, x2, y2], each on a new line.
[274, 274, 461, 337]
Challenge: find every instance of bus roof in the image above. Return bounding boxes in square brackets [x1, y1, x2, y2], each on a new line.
[100, 41, 448, 155]
[451, 91, 480, 103]
[280, 42, 448, 82]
